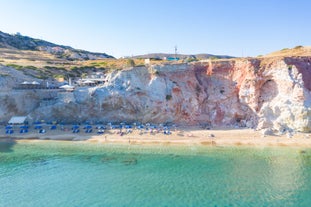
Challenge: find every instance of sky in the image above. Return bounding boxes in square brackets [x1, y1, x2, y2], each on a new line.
[1, 0, 311, 58]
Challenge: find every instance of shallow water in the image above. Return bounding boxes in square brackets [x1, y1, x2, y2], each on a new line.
[1, 140, 311, 206]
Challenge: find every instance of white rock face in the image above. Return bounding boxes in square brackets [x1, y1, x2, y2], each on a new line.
[0, 57, 311, 132]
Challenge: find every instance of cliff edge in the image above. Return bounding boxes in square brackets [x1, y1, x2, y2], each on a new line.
[0, 54, 310, 133]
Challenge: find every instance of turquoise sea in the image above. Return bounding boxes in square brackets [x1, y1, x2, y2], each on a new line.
[1, 140, 311, 207]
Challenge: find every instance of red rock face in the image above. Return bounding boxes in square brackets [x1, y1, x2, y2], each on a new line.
[284, 57, 311, 91]
[2, 57, 310, 132]
[78, 58, 309, 131]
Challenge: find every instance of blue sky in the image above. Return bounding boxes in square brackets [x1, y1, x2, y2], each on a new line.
[1, 0, 311, 58]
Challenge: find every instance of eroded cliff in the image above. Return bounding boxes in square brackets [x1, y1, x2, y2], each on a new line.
[0, 56, 311, 132]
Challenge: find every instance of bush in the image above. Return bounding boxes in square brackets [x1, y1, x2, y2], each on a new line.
[126, 59, 135, 67]
[166, 95, 172, 101]
[53, 74, 64, 79]
[25, 65, 38, 70]
[294, 45, 303, 49]
[6, 64, 23, 70]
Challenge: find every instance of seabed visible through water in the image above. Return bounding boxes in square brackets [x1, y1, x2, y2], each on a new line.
[1, 140, 311, 207]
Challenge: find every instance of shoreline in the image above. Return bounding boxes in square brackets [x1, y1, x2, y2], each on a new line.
[1, 127, 311, 148]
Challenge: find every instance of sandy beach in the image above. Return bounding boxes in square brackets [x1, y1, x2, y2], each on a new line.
[1, 126, 311, 147]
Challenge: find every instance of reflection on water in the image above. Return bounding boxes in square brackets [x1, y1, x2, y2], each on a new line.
[0, 142, 311, 207]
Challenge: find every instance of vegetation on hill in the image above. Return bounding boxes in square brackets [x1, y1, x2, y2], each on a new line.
[0, 31, 114, 60]
[265, 46, 311, 57]
[1, 30, 310, 83]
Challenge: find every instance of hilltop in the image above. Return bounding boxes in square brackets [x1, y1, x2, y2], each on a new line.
[0, 31, 311, 133]
[0, 31, 114, 61]
[264, 45, 311, 57]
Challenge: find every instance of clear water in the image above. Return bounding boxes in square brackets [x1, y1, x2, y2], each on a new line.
[1, 140, 311, 207]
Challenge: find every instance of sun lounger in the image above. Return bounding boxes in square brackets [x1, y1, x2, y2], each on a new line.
[34, 125, 42, 129]
[6, 129, 13, 134]
[164, 130, 171, 135]
[97, 129, 104, 134]
[20, 129, 28, 133]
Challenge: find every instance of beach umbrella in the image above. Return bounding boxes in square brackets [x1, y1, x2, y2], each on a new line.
[72, 125, 79, 129]
[84, 125, 92, 129]
[20, 125, 28, 129]
[32, 81, 40, 85]
[5, 125, 13, 129]
[6, 129, 13, 134]
[35, 125, 42, 129]
[34, 121, 41, 125]
[59, 85, 74, 89]
[96, 125, 105, 129]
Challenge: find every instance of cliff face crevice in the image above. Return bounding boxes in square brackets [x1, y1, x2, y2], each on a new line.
[0, 57, 310, 132]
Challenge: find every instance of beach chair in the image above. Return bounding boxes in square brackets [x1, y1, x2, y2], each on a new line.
[164, 130, 171, 135]
[97, 129, 104, 134]
[6, 129, 13, 134]
[5, 125, 13, 130]
[96, 125, 105, 129]
[35, 125, 42, 130]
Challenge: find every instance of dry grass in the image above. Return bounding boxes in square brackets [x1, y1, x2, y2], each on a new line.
[81, 58, 181, 70]
[0, 48, 176, 71]
[265, 46, 311, 57]
[0, 48, 80, 69]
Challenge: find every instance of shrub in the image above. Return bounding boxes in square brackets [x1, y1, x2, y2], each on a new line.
[53, 74, 65, 79]
[288, 65, 293, 70]
[6, 64, 23, 70]
[166, 95, 172, 101]
[24, 65, 38, 70]
[126, 59, 135, 67]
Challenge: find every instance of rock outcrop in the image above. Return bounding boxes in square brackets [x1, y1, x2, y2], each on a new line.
[0, 56, 311, 132]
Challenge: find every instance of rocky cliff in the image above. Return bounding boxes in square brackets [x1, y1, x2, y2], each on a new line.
[0, 56, 310, 132]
